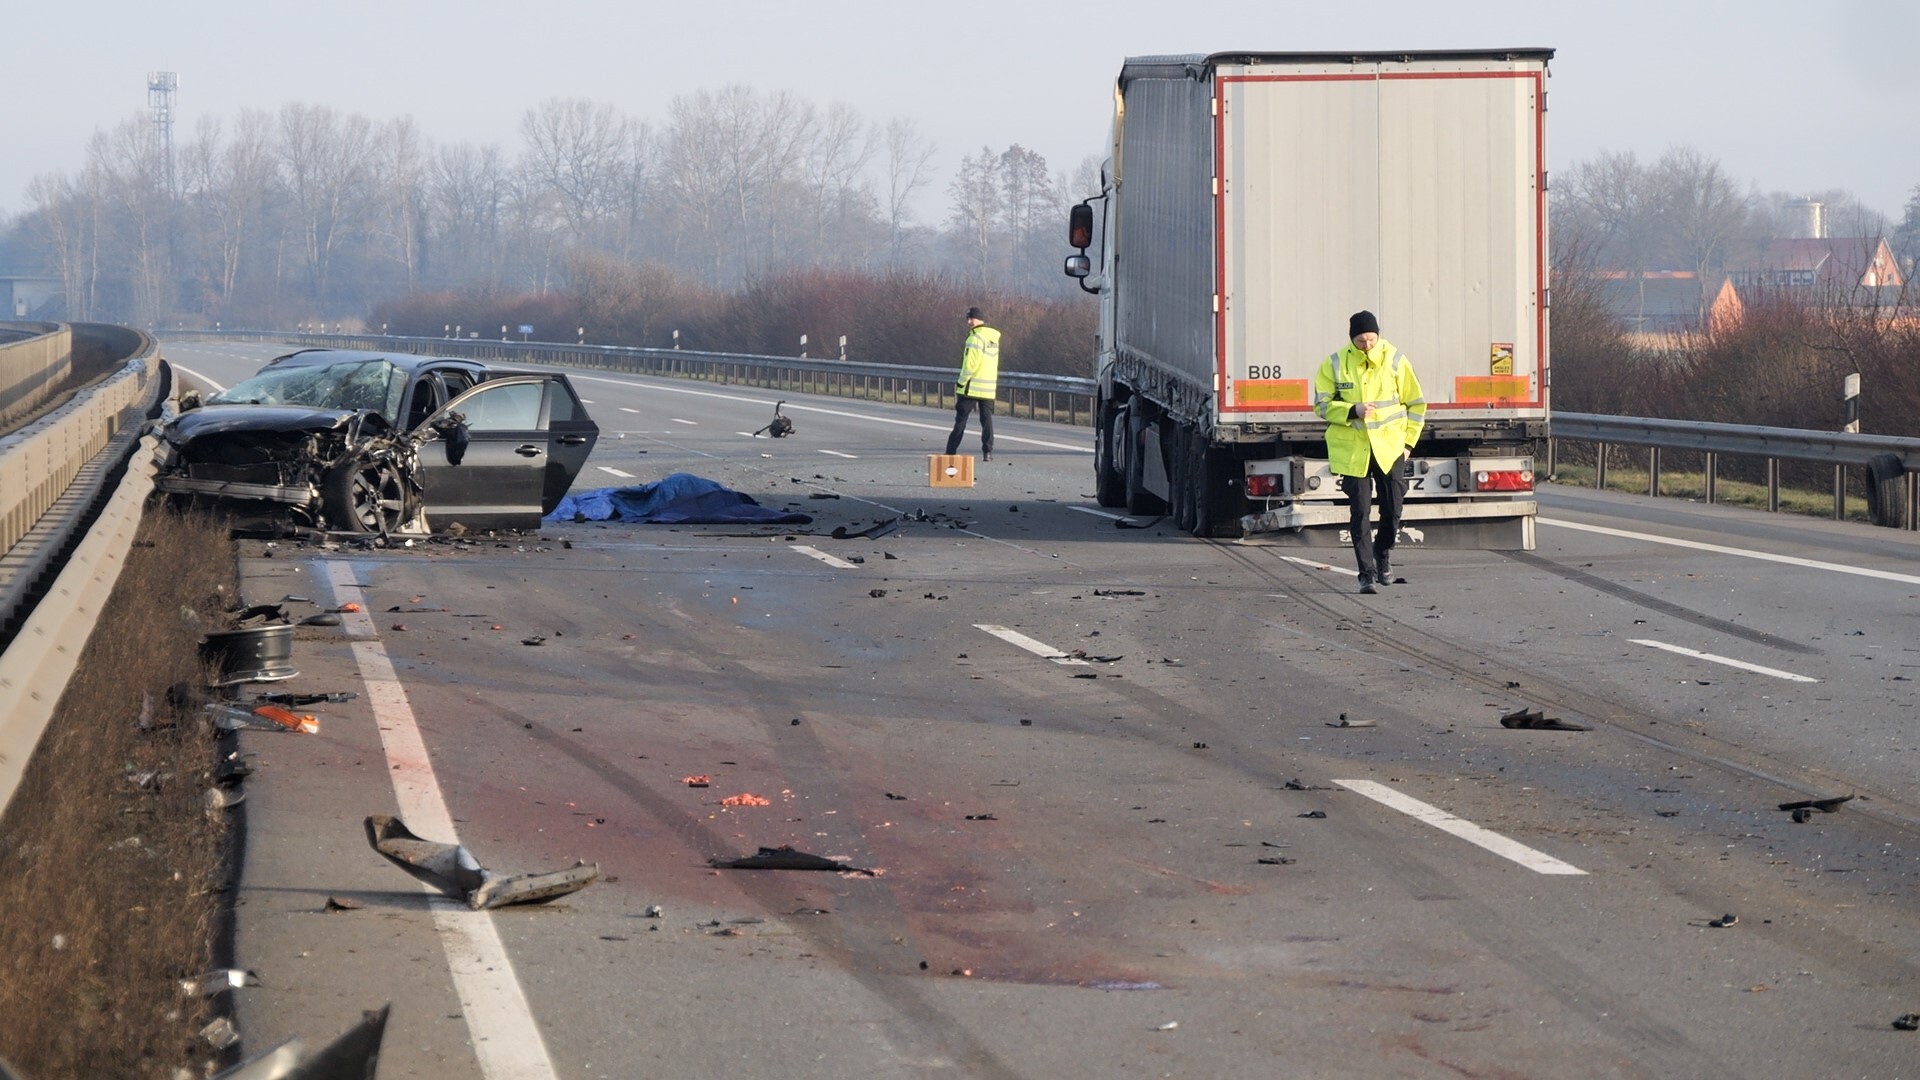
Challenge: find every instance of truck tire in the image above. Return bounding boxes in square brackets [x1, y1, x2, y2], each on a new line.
[1094, 398, 1127, 508]
[1865, 453, 1906, 528]
[322, 455, 411, 534]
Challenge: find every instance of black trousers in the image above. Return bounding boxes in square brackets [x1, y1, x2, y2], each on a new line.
[1343, 454, 1408, 579]
[945, 396, 994, 456]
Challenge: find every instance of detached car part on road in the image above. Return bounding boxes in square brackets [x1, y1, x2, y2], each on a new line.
[152, 349, 599, 534]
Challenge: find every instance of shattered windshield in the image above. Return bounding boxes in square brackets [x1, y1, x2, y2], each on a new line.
[209, 359, 406, 420]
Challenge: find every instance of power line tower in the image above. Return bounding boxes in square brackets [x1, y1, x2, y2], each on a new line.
[147, 71, 177, 189]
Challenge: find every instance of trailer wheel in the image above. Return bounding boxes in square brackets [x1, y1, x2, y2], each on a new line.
[1094, 397, 1127, 508]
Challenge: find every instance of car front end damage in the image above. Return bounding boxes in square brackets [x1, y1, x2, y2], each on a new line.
[152, 406, 431, 535]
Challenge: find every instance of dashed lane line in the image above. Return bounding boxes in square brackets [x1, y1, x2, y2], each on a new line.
[792, 545, 859, 569]
[974, 624, 1091, 665]
[818, 449, 858, 458]
[1631, 639, 1818, 682]
[596, 466, 636, 479]
[1334, 779, 1588, 876]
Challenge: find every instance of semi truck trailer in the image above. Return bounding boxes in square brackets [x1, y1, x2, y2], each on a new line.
[1064, 49, 1553, 547]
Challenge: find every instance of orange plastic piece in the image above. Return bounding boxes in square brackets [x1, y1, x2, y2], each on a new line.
[721, 793, 770, 807]
[339, 602, 362, 613]
[682, 775, 711, 787]
[251, 704, 319, 734]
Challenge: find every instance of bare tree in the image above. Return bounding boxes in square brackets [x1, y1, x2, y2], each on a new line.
[1649, 147, 1751, 297]
[276, 103, 377, 310]
[179, 109, 277, 318]
[519, 98, 632, 249]
[90, 117, 176, 324]
[1560, 150, 1659, 272]
[428, 141, 509, 286]
[797, 102, 877, 264]
[373, 117, 428, 295]
[946, 146, 1000, 283]
[883, 117, 936, 265]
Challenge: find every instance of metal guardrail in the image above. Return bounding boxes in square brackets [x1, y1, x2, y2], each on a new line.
[163, 331, 1920, 530]
[1551, 412, 1920, 530]
[163, 330, 1101, 426]
[0, 330, 166, 816]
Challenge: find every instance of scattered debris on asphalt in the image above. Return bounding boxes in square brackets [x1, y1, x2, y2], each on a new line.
[751, 401, 795, 438]
[364, 815, 599, 910]
[200, 1017, 240, 1051]
[1298, 810, 1327, 819]
[869, 589, 888, 598]
[1054, 649, 1123, 662]
[682, 775, 711, 787]
[1707, 913, 1739, 928]
[324, 896, 363, 912]
[1257, 856, 1296, 865]
[1499, 707, 1590, 731]
[210, 1004, 390, 1080]
[1283, 779, 1331, 791]
[709, 845, 877, 876]
[1894, 1014, 1920, 1031]
[1778, 795, 1854, 813]
[253, 691, 357, 706]
[964, 813, 998, 821]
[206, 702, 319, 734]
[180, 969, 259, 997]
[1092, 589, 1145, 597]
[1328, 713, 1376, 728]
[721, 793, 771, 807]
[831, 519, 900, 540]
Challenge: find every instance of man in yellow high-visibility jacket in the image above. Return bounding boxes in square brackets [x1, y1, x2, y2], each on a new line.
[1313, 310, 1426, 594]
[945, 306, 1001, 460]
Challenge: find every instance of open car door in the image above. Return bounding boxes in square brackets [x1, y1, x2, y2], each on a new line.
[415, 375, 599, 532]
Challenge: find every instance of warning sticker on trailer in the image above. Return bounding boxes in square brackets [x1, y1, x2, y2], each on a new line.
[1490, 344, 1513, 375]
[1235, 379, 1310, 407]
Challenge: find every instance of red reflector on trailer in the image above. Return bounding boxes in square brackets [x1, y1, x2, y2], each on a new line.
[1473, 469, 1534, 492]
[1246, 473, 1283, 497]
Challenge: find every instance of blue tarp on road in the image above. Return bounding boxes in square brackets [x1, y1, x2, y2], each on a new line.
[545, 473, 814, 525]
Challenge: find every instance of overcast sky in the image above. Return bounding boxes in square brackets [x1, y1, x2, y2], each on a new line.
[6, 0, 1918, 226]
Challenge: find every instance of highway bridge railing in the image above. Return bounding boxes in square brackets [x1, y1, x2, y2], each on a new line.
[161, 331, 1920, 530]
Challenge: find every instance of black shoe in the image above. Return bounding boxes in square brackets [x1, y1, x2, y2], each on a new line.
[1375, 555, 1392, 582]
[1358, 577, 1377, 595]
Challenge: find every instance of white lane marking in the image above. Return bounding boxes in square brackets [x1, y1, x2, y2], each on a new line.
[168, 364, 228, 393]
[818, 449, 858, 458]
[1334, 779, 1588, 876]
[596, 466, 636, 479]
[735, 431, 758, 438]
[669, 418, 698, 425]
[1540, 517, 1920, 585]
[1631, 639, 1818, 682]
[1070, 506, 1127, 521]
[1281, 555, 1342, 572]
[569, 374, 1090, 454]
[974, 624, 1090, 665]
[792, 545, 858, 569]
[618, 407, 640, 414]
[580, 399, 595, 405]
[324, 562, 560, 1079]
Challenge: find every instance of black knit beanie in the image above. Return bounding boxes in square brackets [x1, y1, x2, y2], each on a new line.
[1348, 310, 1380, 339]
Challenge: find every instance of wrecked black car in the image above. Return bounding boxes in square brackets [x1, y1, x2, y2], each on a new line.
[153, 349, 599, 534]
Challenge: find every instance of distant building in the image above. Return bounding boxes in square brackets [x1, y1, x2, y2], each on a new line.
[1595, 270, 1743, 337]
[1726, 237, 1905, 291]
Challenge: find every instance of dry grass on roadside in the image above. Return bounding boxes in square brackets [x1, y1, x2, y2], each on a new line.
[0, 508, 238, 1079]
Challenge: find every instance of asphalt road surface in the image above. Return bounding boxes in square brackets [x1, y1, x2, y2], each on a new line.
[162, 340, 1920, 1079]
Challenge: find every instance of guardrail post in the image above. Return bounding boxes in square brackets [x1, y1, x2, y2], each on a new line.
[1704, 451, 1716, 505]
[1596, 443, 1608, 490]
[1648, 447, 1660, 496]
[1766, 459, 1781, 512]
[1833, 465, 1845, 520]
[1908, 471, 1918, 531]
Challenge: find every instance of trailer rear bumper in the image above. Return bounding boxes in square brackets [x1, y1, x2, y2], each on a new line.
[1237, 499, 1537, 550]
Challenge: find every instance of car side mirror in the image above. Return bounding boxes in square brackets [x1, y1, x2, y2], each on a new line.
[432, 414, 471, 465]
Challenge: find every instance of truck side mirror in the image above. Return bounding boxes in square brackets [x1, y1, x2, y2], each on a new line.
[1068, 202, 1094, 249]
[1064, 254, 1092, 279]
